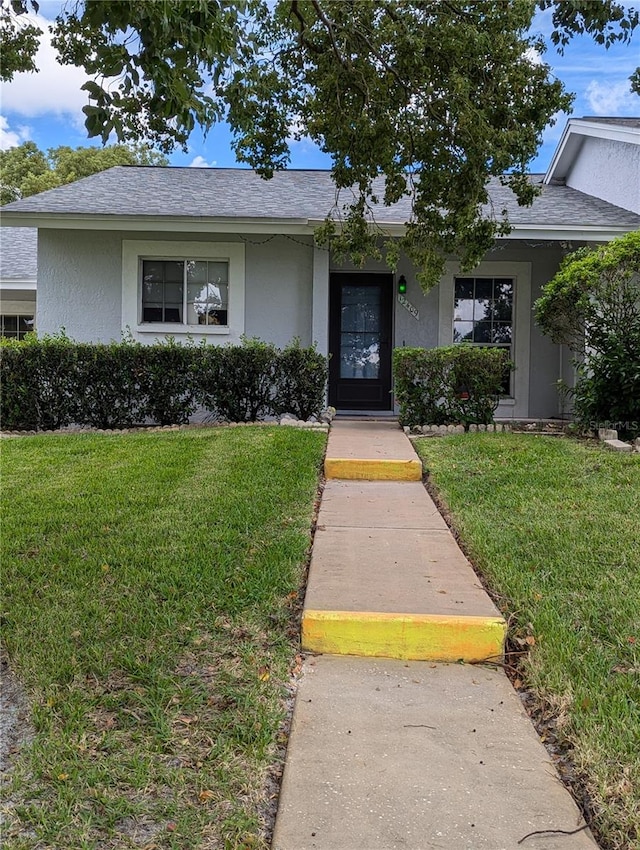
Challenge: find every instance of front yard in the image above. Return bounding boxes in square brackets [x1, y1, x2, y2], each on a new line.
[414, 434, 640, 850]
[3, 426, 638, 849]
[1, 426, 326, 849]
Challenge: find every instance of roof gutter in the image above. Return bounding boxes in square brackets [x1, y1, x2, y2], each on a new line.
[0, 212, 317, 235]
[0, 213, 635, 244]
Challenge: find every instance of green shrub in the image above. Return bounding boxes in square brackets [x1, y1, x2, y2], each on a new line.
[1, 336, 328, 430]
[393, 345, 510, 427]
[137, 339, 198, 425]
[198, 338, 279, 422]
[1, 334, 77, 430]
[72, 341, 145, 428]
[273, 339, 328, 420]
[573, 331, 640, 439]
[535, 232, 640, 437]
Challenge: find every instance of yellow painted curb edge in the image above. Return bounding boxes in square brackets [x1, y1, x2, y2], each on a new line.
[302, 610, 506, 662]
[325, 457, 422, 481]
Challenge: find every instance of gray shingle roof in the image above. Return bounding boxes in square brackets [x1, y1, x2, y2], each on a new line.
[576, 116, 640, 128]
[2, 166, 640, 229]
[0, 227, 37, 280]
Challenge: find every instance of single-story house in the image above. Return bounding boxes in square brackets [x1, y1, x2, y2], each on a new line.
[1, 117, 639, 417]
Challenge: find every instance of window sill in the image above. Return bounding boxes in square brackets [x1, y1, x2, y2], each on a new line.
[136, 324, 230, 335]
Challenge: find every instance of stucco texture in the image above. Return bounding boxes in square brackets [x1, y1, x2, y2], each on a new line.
[567, 136, 640, 215]
[37, 230, 315, 348]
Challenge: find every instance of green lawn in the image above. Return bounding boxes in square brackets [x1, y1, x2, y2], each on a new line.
[414, 434, 640, 850]
[0, 426, 326, 850]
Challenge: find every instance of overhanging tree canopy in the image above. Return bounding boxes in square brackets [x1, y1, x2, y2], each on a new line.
[1, 0, 638, 287]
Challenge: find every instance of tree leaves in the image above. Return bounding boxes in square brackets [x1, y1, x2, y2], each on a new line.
[0, 141, 168, 204]
[2, 1, 638, 285]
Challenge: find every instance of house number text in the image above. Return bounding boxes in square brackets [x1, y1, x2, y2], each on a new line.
[398, 293, 420, 320]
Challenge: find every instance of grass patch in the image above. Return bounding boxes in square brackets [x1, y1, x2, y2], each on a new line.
[1, 426, 326, 849]
[414, 434, 640, 850]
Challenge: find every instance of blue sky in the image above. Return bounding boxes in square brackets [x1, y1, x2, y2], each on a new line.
[1, 2, 638, 173]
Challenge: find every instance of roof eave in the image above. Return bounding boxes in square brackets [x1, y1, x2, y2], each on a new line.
[1, 213, 635, 244]
[544, 118, 640, 184]
[315, 220, 637, 242]
[0, 212, 317, 235]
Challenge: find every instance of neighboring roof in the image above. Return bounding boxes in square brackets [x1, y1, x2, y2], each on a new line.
[0, 226, 37, 284]
[544, 116, 640, 184]
[2, 166, 639, 236]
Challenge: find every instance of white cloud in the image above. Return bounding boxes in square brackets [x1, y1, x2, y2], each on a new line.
[0, 116, 31, 150]
[524, 46, 544, 67]
[585, 79, 638, 115]
[188, 155, 217, 168]
[0, 12, 92, 119]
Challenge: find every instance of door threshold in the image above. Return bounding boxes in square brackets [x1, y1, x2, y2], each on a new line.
[335, 410, 398, 419]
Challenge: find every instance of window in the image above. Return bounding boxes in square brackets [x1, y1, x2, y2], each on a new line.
[123, 240, 245, 342]
[454, 277, 513, 394]
[0, 314, 34, 339]
[141, 259, 229, 326]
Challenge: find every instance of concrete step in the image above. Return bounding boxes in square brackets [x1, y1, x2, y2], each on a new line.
[272, 656, 597, 850]
[325, 420, 422, 481]
[302, 480, 506, 663]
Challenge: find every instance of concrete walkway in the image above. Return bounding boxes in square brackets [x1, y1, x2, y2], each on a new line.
[272, 421, 596, 850]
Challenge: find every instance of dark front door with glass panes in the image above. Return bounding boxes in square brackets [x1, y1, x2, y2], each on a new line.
[328, 273, 393, 410]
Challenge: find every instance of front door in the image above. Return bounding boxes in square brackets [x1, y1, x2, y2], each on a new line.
[328, 273, 393, 410]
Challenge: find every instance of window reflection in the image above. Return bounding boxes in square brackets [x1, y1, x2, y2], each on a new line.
[142, 259, 229, 325]
[453, 277, 514, 394]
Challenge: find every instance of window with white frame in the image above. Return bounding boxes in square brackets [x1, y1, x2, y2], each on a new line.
[123, 240, 245, 341]
[453, 276, 513, 394]
[141, 259, 229, 326]
[0, 314, 34, 339]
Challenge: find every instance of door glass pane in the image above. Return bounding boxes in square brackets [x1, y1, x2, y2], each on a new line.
[340, 332, 380, 378]
[341, 286, 381, 333]
[340, 286, 382, 379]
[340, 285, 381, 380]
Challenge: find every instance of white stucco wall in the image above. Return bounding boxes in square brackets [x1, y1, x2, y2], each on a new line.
[245, 235, 314, 348]
[566, 137, 640, 214]
[38, 229, 123, 342]
[37, 230, 315, 348]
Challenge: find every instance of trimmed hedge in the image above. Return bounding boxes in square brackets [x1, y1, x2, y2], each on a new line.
[0, 336, 328, 431]
[393, 345, 511, 427]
